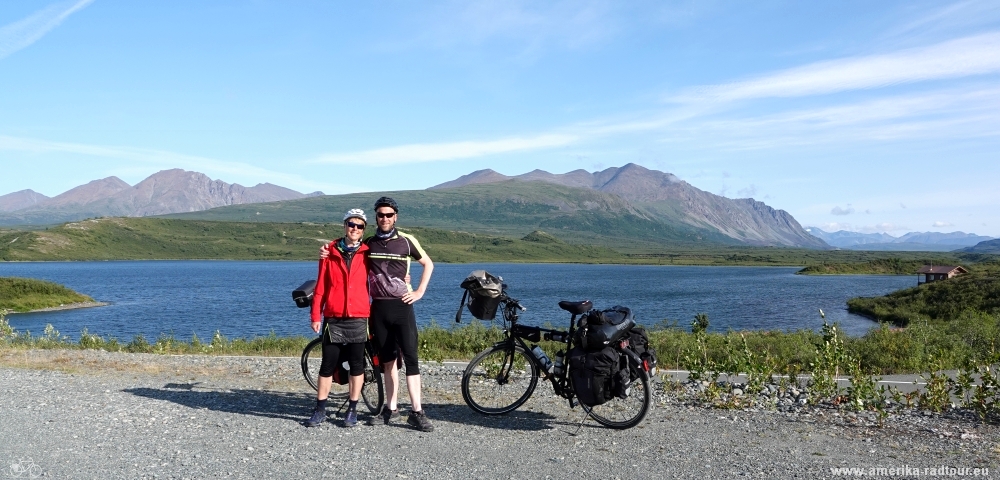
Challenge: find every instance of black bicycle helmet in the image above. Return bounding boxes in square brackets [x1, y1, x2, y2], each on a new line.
[373, 196, 399, 213]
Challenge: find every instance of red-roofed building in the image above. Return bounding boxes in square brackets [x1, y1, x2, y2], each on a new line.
[917, 265, 968, 285]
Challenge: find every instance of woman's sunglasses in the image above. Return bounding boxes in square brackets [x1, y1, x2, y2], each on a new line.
[346, 221, 366, 230]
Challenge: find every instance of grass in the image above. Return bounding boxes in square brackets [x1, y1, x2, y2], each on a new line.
[3, 216, 998, 269]
[0, 277, 94, 312]
[3, 307, 998, 375]
[847, 263, 1000, 326]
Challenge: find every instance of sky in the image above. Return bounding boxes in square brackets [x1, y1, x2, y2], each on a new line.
[2, 1, 1000, 236]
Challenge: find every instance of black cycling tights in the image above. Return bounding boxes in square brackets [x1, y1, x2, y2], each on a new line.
[371, 298, 420, 376]
[318, 340, 365, 377]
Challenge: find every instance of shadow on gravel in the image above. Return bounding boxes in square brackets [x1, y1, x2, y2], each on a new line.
[428, 403, 573, 432]
[124, 384, 313, 423]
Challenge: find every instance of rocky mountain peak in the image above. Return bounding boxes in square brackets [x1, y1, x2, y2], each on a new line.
[0, 189, 50, 212]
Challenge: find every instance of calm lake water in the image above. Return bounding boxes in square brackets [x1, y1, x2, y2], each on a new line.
[1, 261, 917, 340]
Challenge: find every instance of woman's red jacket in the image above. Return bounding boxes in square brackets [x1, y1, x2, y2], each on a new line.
[310, 240, 370, 322]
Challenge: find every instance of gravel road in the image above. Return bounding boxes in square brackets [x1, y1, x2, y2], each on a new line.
[1, 349, 997, 479]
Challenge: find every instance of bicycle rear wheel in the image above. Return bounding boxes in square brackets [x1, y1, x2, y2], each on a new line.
[300, 338, 385, 415]
[461, 344, 539, 415]
[581, 362, 651, 429]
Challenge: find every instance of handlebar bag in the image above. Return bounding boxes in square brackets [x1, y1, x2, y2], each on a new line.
[457, 270, 504, 321]
[292, 280, 316, 308]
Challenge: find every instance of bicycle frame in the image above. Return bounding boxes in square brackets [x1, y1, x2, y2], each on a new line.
[489, 295, 581, 406]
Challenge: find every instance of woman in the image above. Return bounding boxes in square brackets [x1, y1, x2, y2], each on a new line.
[306, 208, 370, 427]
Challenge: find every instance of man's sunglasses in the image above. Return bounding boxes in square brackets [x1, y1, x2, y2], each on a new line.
[345, 221, 366, 230]
[376, 212, 396, 219]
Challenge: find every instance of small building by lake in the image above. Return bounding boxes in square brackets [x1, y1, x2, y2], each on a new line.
[917, 265, 968, 285]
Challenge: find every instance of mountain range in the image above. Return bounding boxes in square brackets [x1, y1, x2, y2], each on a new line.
[0, 169, 322, 226]
[431, 165, 826, 248]
[806, 227, 994, 252]
[3, 164, 827, 248]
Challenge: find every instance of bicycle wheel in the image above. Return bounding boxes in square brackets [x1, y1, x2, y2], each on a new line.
[581, 362, 651, 429]
[301, 337, 323, 391]
[461, 344, 538, 415]
[360, 345, 385, 414]
[299, 337, 350, 400]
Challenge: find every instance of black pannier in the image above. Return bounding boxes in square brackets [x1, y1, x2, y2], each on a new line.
[292, 280, 316, 308]
[455, 270, 504, 322]
[576, 306, 635, 351]
[626, 325, 658, 373]
[568, 346, 620, 406]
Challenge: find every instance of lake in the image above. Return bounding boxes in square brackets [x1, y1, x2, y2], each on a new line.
[0, 261, 917, 340]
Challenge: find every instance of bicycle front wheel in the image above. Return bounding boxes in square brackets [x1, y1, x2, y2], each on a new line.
[461, 344, 538, 415]
[581, 362, 651, 429]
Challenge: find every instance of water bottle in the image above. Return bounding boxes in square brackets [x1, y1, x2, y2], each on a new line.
[552, 350, 565, 376]
[531, 345, 552, 373]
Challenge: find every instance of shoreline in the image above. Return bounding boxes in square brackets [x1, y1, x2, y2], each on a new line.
[6, 301, 110, 314]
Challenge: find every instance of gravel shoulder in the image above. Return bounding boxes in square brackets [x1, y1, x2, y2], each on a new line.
[1, 349, 998, 479]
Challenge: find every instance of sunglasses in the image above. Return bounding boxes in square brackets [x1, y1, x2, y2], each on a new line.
[345, 221, 366, 230]
[376, 212, 396, 219]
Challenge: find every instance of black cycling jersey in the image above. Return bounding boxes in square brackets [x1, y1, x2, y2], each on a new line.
[364, 229, 426, 299]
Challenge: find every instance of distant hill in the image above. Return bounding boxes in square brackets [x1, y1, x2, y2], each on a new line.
[806, 227, 993, 252]
[0, 189, 49, 212]
[431, 164, 826, 248]
[960, 239, 1000, 254]
[0, 169, 322, 226]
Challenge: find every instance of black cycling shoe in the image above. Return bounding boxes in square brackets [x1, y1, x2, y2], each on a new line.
[367, 406, 399, 426]
[407, 410, 434, 432]
[305, 408, 327, 427]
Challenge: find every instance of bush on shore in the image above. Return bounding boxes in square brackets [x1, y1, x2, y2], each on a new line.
[0, 277, 94, 312]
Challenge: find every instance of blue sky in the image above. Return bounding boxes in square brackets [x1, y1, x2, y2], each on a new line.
[2, 1, 999, 236]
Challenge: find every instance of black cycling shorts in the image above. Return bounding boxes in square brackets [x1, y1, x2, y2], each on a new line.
[318, 337, 366, 377]
[370, 298, 420, 376]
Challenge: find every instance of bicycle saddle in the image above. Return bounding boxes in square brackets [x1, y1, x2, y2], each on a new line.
[558, 300, 592, 315]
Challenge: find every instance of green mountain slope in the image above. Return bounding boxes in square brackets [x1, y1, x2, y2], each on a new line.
[159, 180, 736, 249]
[0, 218, 626, 263]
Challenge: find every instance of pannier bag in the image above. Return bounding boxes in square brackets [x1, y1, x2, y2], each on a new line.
[331, 360, 350, 386]
[292, 280, 316, 308]
[455, 270, 504, 322]
[576, 306, 635, 351]
[626, 325, 658, 374]
[568, 346, 621, 406]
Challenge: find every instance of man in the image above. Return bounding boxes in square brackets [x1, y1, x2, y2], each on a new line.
[364, 196, 435, 431]
[307, 208, 370, 428]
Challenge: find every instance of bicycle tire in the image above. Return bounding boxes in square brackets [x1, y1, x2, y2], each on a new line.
[301, 337, 324, 391]
[580, 361, 651, 429]
[361, 344, 385, 414]
[300, 337, 385, 414]
[461, 344, 539, 415]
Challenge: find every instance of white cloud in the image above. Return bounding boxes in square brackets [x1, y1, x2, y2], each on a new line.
[831, 206, 855, 216]
[311, 134, 578, 166]
[736, 184, 757, 198]
[662, 86, 1000, 150]
[0, 0, 94, 60]
[677, 32, 1000, 102]
[933, 221, 955, 227]
[859, 223, 908, 233]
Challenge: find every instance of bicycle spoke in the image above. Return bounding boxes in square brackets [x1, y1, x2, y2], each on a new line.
[462, 346, 538, 414]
